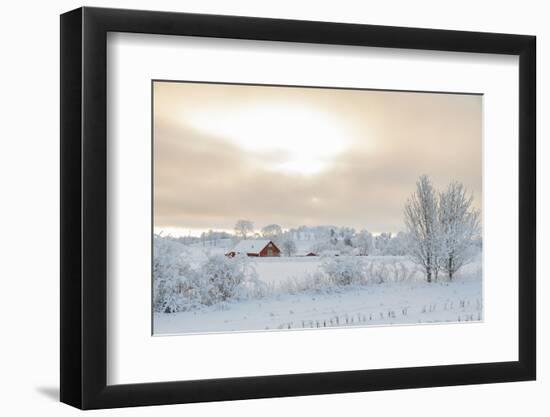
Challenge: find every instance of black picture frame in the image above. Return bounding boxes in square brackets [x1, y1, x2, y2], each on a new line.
[60, 6, 536, 410]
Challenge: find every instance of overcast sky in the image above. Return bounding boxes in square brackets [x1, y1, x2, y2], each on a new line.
[154, 81, 482, 236]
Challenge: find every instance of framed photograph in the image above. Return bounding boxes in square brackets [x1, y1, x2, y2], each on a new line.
[60, 7, 536, 409]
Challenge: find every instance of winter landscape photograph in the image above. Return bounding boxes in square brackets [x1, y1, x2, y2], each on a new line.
[153, 81, 483, 335]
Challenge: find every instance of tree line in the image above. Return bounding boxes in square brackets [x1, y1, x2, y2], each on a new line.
[199, 175, 481, 282]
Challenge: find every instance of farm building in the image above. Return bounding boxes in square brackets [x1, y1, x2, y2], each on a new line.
[226, 240, 281, 257]
[295, 250, 318, 257]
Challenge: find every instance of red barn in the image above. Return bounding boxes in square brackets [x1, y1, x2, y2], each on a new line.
[226, 240, 281, 257]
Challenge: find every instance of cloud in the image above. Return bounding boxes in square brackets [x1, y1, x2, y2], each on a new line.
[154, 82, 482, 234]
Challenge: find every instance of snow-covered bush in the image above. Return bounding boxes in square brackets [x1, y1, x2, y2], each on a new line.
[153, 235, 200, 313]
[237, 258, 269, 299]
[364, 259, 418, 284]
[321, 256, 366, 286]
[278, 272, 332, 294]
[154, 237, 268, 312]
[392, 260, 419, 282]
[198, 254, 265, 305]
[319, 256, 419, 287]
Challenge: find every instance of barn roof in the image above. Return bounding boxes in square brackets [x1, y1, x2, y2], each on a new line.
[231, 239, 272, 254]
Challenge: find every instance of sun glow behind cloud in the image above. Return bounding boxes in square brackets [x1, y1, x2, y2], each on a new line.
[185, 104, 353, 175]
[154, 81, 482, 232]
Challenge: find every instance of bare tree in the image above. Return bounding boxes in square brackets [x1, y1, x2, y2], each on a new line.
[281, 238, 297, 257]
[234, 219, 254, 239]
[404, 175, 441, 282]
[438, 182, 481, 280]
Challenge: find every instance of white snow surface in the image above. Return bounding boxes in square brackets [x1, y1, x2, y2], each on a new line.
[154, 254, 483, 335]
[155, 278, 482, 334]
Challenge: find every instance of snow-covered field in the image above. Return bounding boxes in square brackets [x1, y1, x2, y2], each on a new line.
[154, 255, 482, 335]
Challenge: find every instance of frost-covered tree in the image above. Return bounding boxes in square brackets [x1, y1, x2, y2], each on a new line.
[261, 224, 282, 239]
[438, 182, 481, 280]
[374, 232, 408, 256]
[404, 175, 441, 282]
[404, 176, 481, 282]
[234, 219, 254, 239]
[338, 227, 355, 245]
[281, 238, 297, 257]
[387, 231, 408, 256]
[375, 232, 393, 255]
[355, 229, 374, 256]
